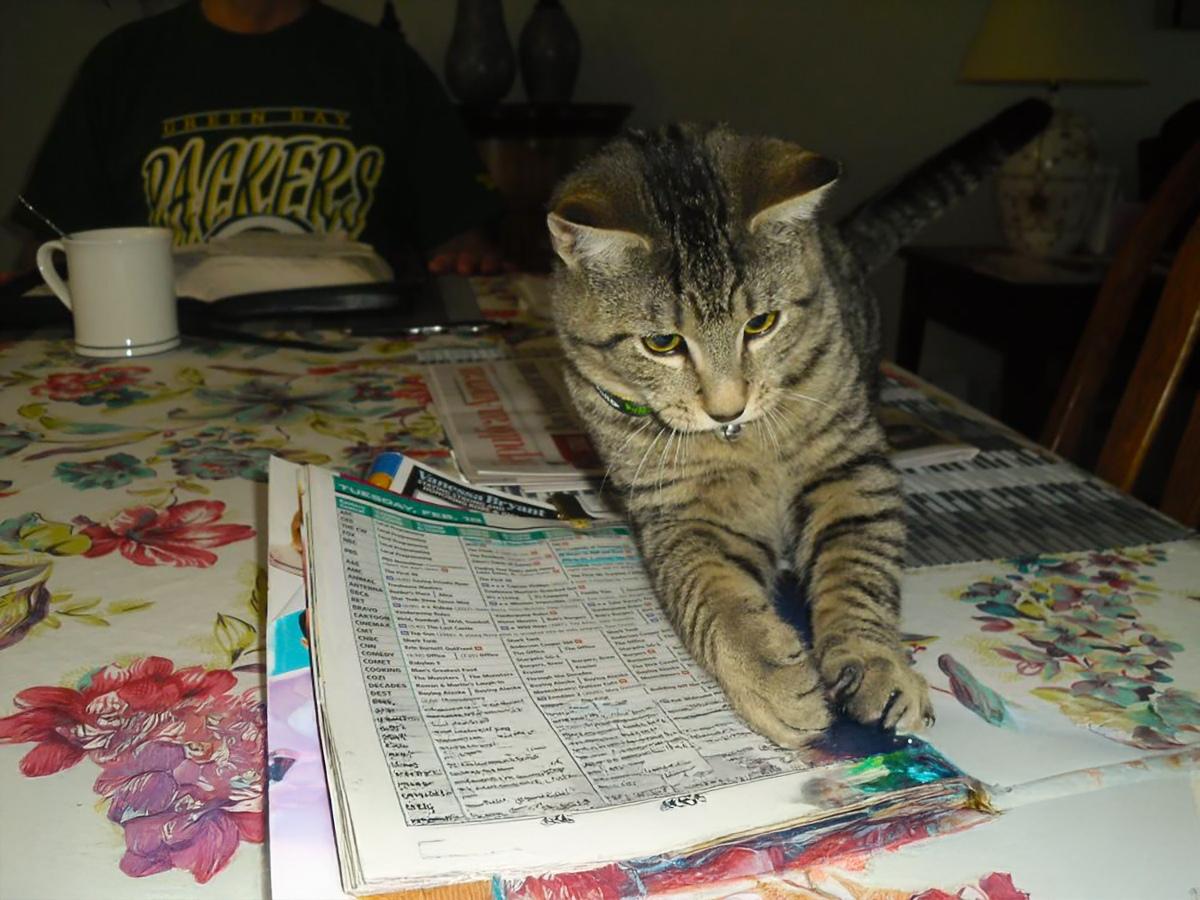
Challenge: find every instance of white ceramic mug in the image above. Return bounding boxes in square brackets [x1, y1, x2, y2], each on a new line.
[36, 227, 180, 358]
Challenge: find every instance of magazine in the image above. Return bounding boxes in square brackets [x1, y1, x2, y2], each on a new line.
[268, 458, 1200, 897]
[265, 457, 350, 900]
[295, 463, 976, 894]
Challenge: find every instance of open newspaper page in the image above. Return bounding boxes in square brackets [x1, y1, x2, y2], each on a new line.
[301, 464, 972, 893]
[424, 357, 602, 490]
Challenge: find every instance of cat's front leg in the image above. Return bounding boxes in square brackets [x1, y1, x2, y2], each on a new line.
[637, 518, 831, 747]
[794, 459, 932, 732]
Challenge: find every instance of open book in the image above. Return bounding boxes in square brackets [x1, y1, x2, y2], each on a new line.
[292, 462, 976, 894]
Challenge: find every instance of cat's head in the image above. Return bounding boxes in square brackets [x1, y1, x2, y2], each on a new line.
[547, 123, 841, 436]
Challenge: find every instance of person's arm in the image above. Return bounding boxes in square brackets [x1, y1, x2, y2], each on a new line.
[427, 227, 509, 275]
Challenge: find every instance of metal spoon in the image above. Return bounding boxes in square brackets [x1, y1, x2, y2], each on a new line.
[16, 194, 67, 239]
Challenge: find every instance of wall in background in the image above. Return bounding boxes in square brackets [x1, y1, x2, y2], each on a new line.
[2, 1, 1196, 396]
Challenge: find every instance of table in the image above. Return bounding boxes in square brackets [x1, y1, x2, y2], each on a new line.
[0, 278, 550, 899]
[896, 245, 1112, 438]
[1, 277, 1197, 899]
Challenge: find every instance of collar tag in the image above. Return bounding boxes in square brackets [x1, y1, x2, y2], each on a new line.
[594, 384, 651, 417]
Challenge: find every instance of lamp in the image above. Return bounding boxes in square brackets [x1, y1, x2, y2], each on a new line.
[961, 0, 1145, 257]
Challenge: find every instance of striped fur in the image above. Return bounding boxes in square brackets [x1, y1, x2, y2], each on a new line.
[546, 123, 940, 746]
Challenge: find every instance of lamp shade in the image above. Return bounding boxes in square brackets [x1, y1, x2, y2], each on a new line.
[960, 0, 1145, 85]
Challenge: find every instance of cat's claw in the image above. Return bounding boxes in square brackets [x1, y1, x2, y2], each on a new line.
[832, 662, 863, 699]
[819, 648, 931, 733]
[879, 689, 906, 732]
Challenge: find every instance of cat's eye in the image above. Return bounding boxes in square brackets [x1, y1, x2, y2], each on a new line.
[744, 311, 778, 337]
[643, 333, 684, 354]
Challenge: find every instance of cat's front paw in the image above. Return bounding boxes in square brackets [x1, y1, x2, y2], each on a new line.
[730, 661, 833, 748]
[713, 621, 831, 748]
[820, 646, 932, 733]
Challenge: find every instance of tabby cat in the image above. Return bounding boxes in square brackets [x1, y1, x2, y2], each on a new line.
[545, 103, 1048, 747]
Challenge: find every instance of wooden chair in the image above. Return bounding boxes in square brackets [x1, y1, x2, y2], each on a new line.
[1041, 139, 1200, 527]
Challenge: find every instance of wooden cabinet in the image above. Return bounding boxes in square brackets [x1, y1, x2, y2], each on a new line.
[461, 103, 632, 271]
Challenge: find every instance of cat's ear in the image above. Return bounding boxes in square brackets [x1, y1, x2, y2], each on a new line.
[746, 149, 840, 234]
[547, 194, 650, 272]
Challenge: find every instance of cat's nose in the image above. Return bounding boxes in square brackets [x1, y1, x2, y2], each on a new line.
[702, 378, 747, 423]
[708, 407, 745, 424]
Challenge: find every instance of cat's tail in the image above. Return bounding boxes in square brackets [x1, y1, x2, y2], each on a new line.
[836, 98, 1052, 275]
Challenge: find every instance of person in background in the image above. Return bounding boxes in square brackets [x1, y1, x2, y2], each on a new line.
[12, 0, 506, 276]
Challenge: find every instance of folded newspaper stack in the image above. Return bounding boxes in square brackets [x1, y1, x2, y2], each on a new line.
[290, 461, 978, 894]
[425, 357, 604, 492]
[424, 357, 981, 498]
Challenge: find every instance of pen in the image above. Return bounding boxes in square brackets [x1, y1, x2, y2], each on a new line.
[366, 451, 405, 490]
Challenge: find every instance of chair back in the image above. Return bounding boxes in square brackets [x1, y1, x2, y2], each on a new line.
[1041, 140, 1200, 527]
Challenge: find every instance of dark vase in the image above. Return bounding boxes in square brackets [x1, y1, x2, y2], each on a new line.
[379, 0, 403, 36]
[444, 0, 516, 105]
[518, 0, 581, 104]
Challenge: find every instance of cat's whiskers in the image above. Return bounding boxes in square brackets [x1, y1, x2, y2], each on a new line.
[654, 429, 677, 498]
[630, 425, 667, 498]
[603, 417, 654, 495]
[760, 405, 785, 460]
[660, 427, 684, 497]
[770, 406, 788, 455]
[675, 426, 691, 477]
[778, 388, 854, 432]
[780, 387, 841, 416]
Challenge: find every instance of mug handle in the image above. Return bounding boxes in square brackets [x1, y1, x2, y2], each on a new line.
[35, 240, 72, 310]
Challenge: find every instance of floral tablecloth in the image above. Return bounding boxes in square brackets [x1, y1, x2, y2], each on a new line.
[2, 276, 1198, 900]
[0, 278, 557, 899]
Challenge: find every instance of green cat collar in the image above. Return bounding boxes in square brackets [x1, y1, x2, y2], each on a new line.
[594, 383, 651, 417]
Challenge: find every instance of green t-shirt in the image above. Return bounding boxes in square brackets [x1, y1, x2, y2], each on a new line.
[18, 1, 503, 262]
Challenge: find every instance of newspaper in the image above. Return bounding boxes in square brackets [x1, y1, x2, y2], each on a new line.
[424, 356, 985, 497]
[298, 463, 972, 894]
[367, 451, 563, 519]
[368, 450, 620, 521]
[425, 357, 603, 491]
[879, 405, 980, 469]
